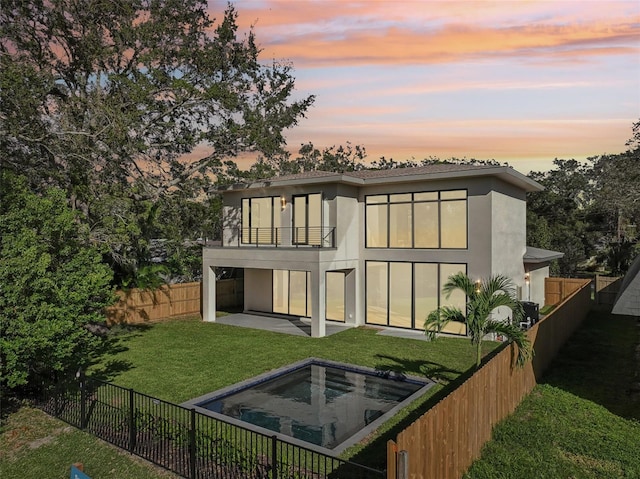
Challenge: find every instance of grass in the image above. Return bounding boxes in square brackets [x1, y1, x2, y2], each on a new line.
[0, 405, 179, 479]
[5, 311, 638, 477]
[1, 318, 501, 475]
[464, 312, 640, 478]
[95, 318, 495, 403]
[94, 318, 502, 468]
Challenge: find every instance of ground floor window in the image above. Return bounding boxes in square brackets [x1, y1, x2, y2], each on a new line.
[365, 261, 467, 334]
[325, 271, 345, 322]
[273, 270, 311, 317]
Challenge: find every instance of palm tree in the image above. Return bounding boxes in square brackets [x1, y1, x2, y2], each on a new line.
[424, 273, 533, 368]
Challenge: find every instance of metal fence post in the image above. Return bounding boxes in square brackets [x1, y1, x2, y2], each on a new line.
[129, 388, 136, 453]
[190, 409, 197, 479]
[79, 370, 86, 430]
[398, 450, 409, 479]
[271, 435, 278, 478]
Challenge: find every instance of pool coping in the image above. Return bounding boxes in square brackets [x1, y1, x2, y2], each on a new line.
[181, 357, 436, 456]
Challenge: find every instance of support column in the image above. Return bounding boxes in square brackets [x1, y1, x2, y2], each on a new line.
[310, 268, 326, 338]
[202, 265, 217, 322]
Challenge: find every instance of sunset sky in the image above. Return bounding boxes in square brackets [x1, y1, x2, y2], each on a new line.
[207, 0, 640, 173]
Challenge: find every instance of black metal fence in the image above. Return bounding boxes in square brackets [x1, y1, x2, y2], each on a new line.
[39, 374, 384, 479]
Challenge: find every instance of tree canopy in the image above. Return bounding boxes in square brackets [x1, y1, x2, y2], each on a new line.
[0, 0, 314, 284]
[0, 172, 115, 391]
[526, 122, 640, 276]
[1, 0, 313, 199]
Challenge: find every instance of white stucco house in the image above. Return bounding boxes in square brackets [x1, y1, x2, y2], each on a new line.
[202, 164, 562, 337]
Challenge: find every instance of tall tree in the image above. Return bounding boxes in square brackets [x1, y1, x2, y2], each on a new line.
[588, 121, 640, 274]
[527, 159, 593, 275]
[1, 1, 313, 281]
[0, 173, 115, 392]
[1, 0, 313, 199]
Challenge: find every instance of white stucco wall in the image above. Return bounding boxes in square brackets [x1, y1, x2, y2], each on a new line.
[203, 171, 535, 335]
[525, 264, 549, 306]
[244, 268, 273, 312]
[490, 185, 527, 293]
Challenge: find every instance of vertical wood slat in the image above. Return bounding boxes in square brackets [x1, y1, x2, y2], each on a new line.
[106, 282, 202, 324]
[386, 440, 397, 479]
[544, 277, 588, 306]
[389, 278, 591, 479]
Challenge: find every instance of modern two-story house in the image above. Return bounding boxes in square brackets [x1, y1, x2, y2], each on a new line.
[202, 164, 562, 337]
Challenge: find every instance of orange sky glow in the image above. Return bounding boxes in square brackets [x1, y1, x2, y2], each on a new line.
[207, 0, 640, 173]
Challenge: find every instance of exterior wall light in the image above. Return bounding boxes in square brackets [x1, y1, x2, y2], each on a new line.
[475, 279, 481, 294]
[524, 273, 530, 284]
[280, 196, 286, 209]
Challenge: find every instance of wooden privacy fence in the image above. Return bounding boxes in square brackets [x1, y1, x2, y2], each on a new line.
[594, 274, 622, 306]
[106, 279, 244, 324]
[544, 277, 589, 305]
[387, 278, 592, 479]
[106, 282, 202, 324]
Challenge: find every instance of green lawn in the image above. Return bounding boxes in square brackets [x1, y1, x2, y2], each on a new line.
[2, 318, 499, 476]
[6, 312, 638, 478]
[0, 405, 179, 479]
[95, 318, 502, 468]
[94, 318, 493, 403]
[464, 312, 640, 479]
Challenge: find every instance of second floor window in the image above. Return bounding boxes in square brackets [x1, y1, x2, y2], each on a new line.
[242, 196, 281, 244]
[365, 190, 467, 249]
[293, 193, 322, 245]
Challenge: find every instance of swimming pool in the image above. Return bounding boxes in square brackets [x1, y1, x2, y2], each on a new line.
[182, 358, 434, 454]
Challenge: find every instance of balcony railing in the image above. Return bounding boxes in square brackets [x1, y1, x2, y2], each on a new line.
[229, 226, 336, 248]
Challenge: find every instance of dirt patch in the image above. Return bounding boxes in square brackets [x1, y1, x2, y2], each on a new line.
[27, 426, 73, 450]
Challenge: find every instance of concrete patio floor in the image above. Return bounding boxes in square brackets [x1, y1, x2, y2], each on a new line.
[214, 312, 432, 340]
[214, 312, 352, 337]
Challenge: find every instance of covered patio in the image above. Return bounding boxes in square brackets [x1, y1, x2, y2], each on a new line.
[213, 312, 435, 341]
[214, 312, 352, 337]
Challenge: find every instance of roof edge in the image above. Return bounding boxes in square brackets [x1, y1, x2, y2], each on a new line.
[524, 246, 565, 264]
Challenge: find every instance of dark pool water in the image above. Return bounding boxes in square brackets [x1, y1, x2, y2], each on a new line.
[198, 363, 425, 449]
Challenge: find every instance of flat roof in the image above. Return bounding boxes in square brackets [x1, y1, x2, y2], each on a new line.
[220, 164, 543, 193]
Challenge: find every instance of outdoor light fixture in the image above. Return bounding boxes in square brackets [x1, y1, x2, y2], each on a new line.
[475, 279, 481, 294]
[280, 196, 286, 209]
[524, 273, 530, 284]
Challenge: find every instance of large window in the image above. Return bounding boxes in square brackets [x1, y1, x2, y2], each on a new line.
[273, 270, 311, 317]
[365, 190, 467, 249]
[365, 261, 467, 334]
[293, 193, 322, 245]
[242, 197, 281, 244]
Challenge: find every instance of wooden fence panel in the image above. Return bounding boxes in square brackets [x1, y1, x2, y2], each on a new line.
[389, 279, 591, 479]
[595, 275, 622, 306]
[106, 282, 202, 325]
[545, 277, 589, 305]
[106, 279, 244, 325]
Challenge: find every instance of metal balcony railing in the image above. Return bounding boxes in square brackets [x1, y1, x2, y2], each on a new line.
[231, 226, 336, 248]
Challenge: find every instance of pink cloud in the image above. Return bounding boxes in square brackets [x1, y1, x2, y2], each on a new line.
[263, 22, 639, 67]
[206, 1, 639, 67]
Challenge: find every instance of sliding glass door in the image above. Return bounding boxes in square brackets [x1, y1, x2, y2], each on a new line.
[273, 270, 311, 317]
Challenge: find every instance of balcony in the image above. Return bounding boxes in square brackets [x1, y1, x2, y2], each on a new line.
[222, 226, 336, 248]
